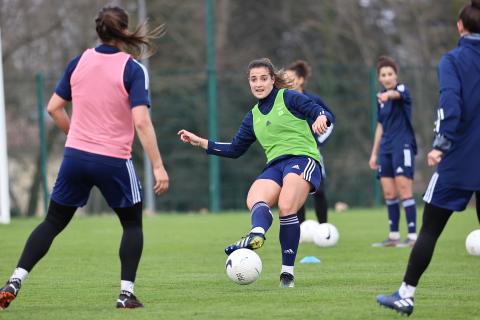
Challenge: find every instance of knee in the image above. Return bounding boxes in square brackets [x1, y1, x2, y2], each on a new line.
[115, 203, 143, 229]
[246, 197, 270, 211]
[45, 201, 76, 232]
[278, 201, 295, 216]
[383, 190, 397, 200]
[398, 188, 413, 200]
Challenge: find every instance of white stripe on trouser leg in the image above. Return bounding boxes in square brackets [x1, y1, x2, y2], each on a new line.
[128, 160, 140, 203]
[306, 159, 316, 181]
[404, 149, 411, 167]
[126, 160, 140, 204]
[303, 158, 315, 181]
[423, 172, 439, 203]
[126, 161, 136, 202]
[302, 158, 312, 181]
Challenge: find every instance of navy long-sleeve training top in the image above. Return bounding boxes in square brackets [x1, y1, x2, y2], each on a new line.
[433, 34, 480, 189]
[206, 87, 334, 164]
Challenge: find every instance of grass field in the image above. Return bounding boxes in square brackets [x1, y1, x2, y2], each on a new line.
[0, 207, 479, 320]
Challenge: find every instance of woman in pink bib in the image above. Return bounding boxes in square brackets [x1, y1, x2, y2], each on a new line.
[0, 6, 168, 310]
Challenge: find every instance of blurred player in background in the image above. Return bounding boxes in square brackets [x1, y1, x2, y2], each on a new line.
[0, 6, 168, 310]
[369, 56, 418, 248]
[178, 58, 334, 288]
[285, 60, 335, 225]
[377, 0, 480, 315]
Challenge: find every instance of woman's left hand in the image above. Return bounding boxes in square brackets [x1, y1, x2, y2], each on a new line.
[427, 149, 443, 166]
[312, 115, 329, 135]
[377, 91, 390, 104]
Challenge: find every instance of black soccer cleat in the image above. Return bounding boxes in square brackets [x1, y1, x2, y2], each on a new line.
[116, 290, 144, 309]
[377, 291, 414, 316]
[0, 279, 21, 310]
[279, 272, 294, 288]
[224, 232, 265, 255]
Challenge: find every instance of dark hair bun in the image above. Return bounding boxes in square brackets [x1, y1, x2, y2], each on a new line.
[472, 0, 480, 9]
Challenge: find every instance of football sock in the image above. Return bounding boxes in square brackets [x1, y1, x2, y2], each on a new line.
[403, 203, 453, 286]
[281, 265, 294, 276]
[279, 214, 300, 267]
[10, 267, 28, 283]
[402, 198, 417, 235]
[121, 280, 135, 294]
[17, 200, 76, 272]
[250, 202, 273, 235]
[398, 282, 416, 298]
[389, 231, 400, 240]
[386, 199, 400, 234]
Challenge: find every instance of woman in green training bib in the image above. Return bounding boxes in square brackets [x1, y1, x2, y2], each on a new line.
[178, 58, 334, 288]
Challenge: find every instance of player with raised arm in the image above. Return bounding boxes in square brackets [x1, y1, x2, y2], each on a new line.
[178, 58, 334, 288]
[369, 56, 418, 248]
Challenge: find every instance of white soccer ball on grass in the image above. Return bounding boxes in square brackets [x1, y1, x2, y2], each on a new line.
[300, 220, 320, 243]
[313, 223, 340, 247]
[225, 248, 262, 285]
[465, 229, 480, 256]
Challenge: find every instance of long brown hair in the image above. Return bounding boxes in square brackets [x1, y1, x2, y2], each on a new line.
[247, 58, 291, 89]
[459, 0, 480, 33]
[95, 6, 166, 59]
[287, 60, 312, 90]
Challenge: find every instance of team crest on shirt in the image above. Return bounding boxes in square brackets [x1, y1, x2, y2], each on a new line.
[266, 120, 272, 126]
[397, 84, 405, 92]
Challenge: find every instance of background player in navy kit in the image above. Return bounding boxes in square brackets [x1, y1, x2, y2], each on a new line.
[377, 1, 480, 315]
[285, 60, 335, 224]
[369, 56, 418, 247]
[0, 6, 169, 310]
[178, 58, 333, 288]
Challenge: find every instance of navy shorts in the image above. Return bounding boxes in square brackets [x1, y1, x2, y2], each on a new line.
[378, 146, 415, 179]
[423, 172, 475, 212]
[51, 148, 143, 208]
[257, 156, 322, 193]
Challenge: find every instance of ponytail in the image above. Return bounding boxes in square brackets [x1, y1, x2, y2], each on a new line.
[95, 6, 166, 59]
[286, 60, 312, 80]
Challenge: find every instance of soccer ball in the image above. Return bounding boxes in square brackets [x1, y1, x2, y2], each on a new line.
[465, 229, 480, 256]
[313, 223, 339, 247]
[225, 248, 262, 285]
[300, 220, 320, 243]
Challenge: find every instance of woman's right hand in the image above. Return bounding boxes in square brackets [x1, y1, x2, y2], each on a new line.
[178, 129, 208, 149]
[153, 165, 169, 195]
[369, 154, 378, 170]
